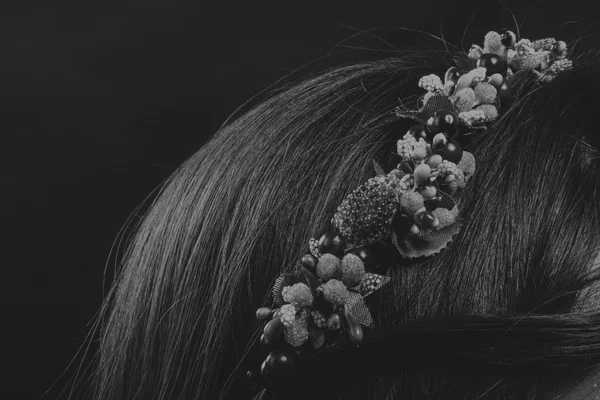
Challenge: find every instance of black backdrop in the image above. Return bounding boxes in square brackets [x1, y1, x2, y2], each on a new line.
[3, 1, 600, 399]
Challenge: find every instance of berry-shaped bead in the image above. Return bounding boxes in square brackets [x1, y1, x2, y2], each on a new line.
[358, 273, 387, 297]
[399, 174, 415, 192]
[483, 31, 504, 55]
[316, 253, 341, 281]
[318, 279, 350, 305]
[515, 39, 535, 57]
[453, 88, 477, 113]
[332, 176, 401, 246]
[310, 310, 327, 328]
[284, 317, 309, 347]
[473, 82, 498, 104]
[400, 190, 424, 216]
[282, 283, 314, 307]
[458, 109, 486, 127]
[478, 104, 499, 122]
[279, 304, 296, 327]
[418, 74, 444, 92]
[437, 160, 459, 179]
[340, 254, 366, 287]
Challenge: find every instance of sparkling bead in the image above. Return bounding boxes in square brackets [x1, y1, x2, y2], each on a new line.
[428, 109, 459, 136]
[435, 140, 463, 164]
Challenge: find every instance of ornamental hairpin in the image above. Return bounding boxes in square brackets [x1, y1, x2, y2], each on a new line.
[248, 30, 572, 396]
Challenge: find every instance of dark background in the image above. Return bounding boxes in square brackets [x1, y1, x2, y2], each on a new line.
[3, 1, 600, 399]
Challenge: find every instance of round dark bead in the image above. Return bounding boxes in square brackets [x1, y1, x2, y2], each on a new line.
[406, 124, 430, 141]
[476, 53, 508, 77]
[349, 246, 376, 270]
[265, 350, 295, 376]
[263, 318, 283, 340]
[500, 30, 517, 47]
[318, 231, 345, 257]
[300, 253, 318, 273]
[435, 140, 463, 164]
[428, 109, 459, 136]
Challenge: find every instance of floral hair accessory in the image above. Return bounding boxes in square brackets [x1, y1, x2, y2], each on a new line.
[247, 30, 572, 395]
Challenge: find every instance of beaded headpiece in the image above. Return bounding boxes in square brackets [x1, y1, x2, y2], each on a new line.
[248, 30, 572, 397]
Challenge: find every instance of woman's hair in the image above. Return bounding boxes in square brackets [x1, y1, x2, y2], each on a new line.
[83, 36, 600, 400]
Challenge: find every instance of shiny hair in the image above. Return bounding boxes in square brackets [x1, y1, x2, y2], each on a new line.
[76, 42, 600, 399]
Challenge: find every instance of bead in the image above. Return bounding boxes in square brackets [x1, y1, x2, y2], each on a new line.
[435, 140, 463, 164]
[488, 73, 504, 89]
[476, 53, 508, 77]
[412, 146, 428, 161]
[256, 307, 272, 320]
[426, 154, 443, 169]
[468, 44, 484, 60]
[428, 109, 459, 136]
[328, 313, 341, 330]
[263, 317, 283, 340]
[344, 307, 364, 345]
[500, 30, 517, 47]
[414, 210, 440, 229]
[419, 185, 437, 199]
[554, 40, 567, 54]
[265, 350, 295, 376]
[301, 253, 318, 273]
[455, 73, 474, 92]
[318, 231, 346, 257]
[413, 164, 431, 187]
[444, 67, 461, 95]
[409, 224, 420, 235]
[432, 133, 447, 150]
[406, 124, 430, 141]
[444, 67, 461, 86]
[349, 246, 376, 270]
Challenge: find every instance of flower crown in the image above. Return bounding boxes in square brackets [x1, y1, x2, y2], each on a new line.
[247, 30, 573, 395]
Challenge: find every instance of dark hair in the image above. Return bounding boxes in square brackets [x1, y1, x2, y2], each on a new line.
[79, 40, 600, 400]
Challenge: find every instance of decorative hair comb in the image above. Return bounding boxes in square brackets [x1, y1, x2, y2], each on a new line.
[247, 30, 572, 397]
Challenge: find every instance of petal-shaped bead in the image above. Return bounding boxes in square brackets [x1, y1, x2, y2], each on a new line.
[301, 253, 318, 273]
[344, 307, 364, 345]
[256, 307, 272, 320]
[412, 146, 428, 161]
[419, 185, 437, 199]
[413, 164, 431, 187]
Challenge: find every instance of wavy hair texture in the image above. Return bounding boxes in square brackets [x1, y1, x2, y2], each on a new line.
[75, 39, 600, 400]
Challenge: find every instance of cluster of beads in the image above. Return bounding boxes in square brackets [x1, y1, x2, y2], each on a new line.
[250, 230, 390, 383]
[471, 30, 572, 83]
[391, 118, 474, 236]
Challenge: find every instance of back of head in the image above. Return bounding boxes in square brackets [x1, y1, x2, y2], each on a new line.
[89, 29, 600, 400]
